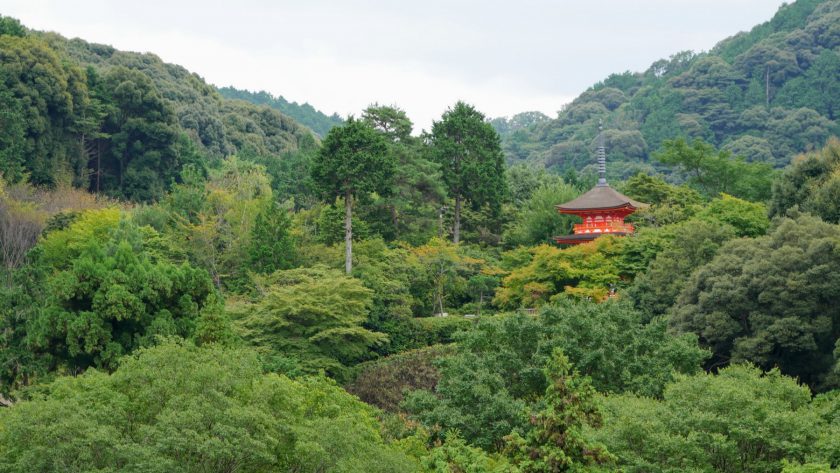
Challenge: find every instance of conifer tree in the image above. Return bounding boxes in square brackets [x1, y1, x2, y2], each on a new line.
[312, 118, 390, 273]
[429, 102, 505, 243]
[505, 349, 614, 472]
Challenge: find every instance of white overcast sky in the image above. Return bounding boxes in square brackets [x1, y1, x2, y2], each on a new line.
[3, 0, 785, 131]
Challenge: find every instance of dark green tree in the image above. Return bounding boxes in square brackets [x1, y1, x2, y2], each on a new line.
[0, 70, 25, 182]
[404, 301, 707, 450]
[428, 101, 506, 243]
[670, 213, 840, 390]
[311, 118, 391, 273]
[99, 67, 182, 201]
[361, 104, 447, 243]
[0, 15, 26, 37]
[628, 219, 737, 320]
[362, 103, 413, 142]
[770, 137, 840, 223]
[504, 181, 578, 246]
[0, 35, 90, 185]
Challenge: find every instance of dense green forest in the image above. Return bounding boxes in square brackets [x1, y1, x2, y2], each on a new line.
[494, 0, 840, 181]
[1, 2, 840, 472]
[218, 86, 344, 137]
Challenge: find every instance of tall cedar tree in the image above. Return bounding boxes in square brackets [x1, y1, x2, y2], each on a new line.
[311, 118, 391, 273]
[429, 102, 506, 243]
[504, 349, 614, 472]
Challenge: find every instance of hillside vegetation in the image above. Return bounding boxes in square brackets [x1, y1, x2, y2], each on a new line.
[497, 0, 840, 179]
[218, 86, 344, 137]
[0, 18, 316, 201]
[1, 3, 839, 472]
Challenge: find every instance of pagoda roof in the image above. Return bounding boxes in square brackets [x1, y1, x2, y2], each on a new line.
[556, 185, 648, 212]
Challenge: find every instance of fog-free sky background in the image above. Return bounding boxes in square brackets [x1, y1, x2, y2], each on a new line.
[3, 1, 786, 131]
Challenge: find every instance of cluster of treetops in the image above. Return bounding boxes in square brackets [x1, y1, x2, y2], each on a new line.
[1, 6, 840, 472]
[492, 0, 840, 178]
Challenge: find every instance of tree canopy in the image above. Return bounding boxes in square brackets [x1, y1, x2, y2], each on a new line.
[670, 213, 840, 391]
[428, 101, 506, 243]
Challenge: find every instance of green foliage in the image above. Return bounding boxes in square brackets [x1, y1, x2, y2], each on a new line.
[782, 461, 839, 473]
[591, 365, 832, 473]
[425, 433, 511, 473]
[622, 172, 702, 207]
[312, 117, 392, 200]
[235, 266, 387, 379]
[363, 103, 414, 143]
[0, 69, 26, 183]
[0, 35, 90, 186]
[0, 15, 26, 37]
[8, 210, 215, 381]
[770, 137, 840, 223]
[360, 104, 447, 244]
[248, 199, 296, 273]
[407, 238, 500, 316]
[504, 349, 614, 472]
[506, 164, 567, 205]
[499, 1, 840, 172]
[429, 101, 507, 242]
[696, 193, 770, 237]
[217, 85, 343, 137]
[495, 239, 624, 308]
[316, 198, 372, 244]
[171, 156, 274, 290]
[0, 342, 419, 472]
[670, 213, 840, 390]
[540, 300, 709, 397]
[628, 219, 738, 319]
[347, 344, 453, 412]
[96, 66, 184, 201]
[504, 180, 578, 247]
[0, 20, 317, 201]
[312, 117, 392, 272]
[656, 138, 775, 201]
[405, 301, 706, 450]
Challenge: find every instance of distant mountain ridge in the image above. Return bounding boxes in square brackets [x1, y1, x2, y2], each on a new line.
[218, 86, 343, 137]
[501, 0, 840, 179]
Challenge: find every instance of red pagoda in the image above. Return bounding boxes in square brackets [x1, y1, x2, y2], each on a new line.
[554, 126, 647, 245]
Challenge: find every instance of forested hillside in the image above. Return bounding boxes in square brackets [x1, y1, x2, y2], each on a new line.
[0, 16, 316, 201]
[218, 86, 344, 137]
[500, 0, 840, 178]
[1, 3, 839, 472]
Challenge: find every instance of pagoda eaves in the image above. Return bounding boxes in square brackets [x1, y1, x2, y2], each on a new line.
[553, 123, 648, 245]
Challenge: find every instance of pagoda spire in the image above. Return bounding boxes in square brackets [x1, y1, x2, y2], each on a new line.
[596, 120, 607, 187]
[553, 119, 649, 246]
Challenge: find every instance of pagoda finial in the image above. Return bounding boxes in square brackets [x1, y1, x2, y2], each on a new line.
[596, 119, 607, 187]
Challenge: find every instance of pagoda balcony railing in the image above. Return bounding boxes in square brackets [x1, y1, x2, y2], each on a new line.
[573, 222, 635, 234]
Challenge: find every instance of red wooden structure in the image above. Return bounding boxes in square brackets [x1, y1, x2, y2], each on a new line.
[554, 125, 647, 245]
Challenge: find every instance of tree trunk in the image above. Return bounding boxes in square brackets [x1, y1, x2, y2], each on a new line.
[453, 193, 462, 244]
[765, 65, 770, 108]
[391, 204, 399, 239]
[345, 191, 353, 274]
[96, 141, 101, 193]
